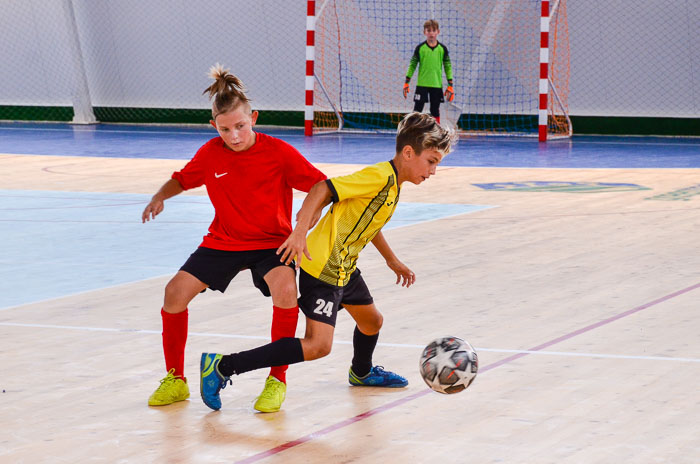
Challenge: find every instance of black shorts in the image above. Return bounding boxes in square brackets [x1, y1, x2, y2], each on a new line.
[414, 86, 444, 104]
[180, 247, 295, 296]
[298, 268, 374, 327]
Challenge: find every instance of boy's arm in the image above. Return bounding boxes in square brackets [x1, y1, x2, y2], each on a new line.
[443, 45, 455, 101]
[371, 231, 416, 288]
[406, 44, 421, 80]
[442, 46, 454, 83]
[277, 180, 333, 267]
[144, 149, 205, 223]
[404, 44, 421, 98]
[142, 178, 184, 223]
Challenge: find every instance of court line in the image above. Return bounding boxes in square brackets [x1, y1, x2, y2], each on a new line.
[2, 323, 700, 365]
[232, 281, 700, 463]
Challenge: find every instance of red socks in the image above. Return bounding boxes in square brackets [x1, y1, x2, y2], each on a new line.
[160, 306, 297, 384]
[269, 305, 299, 384]
[161, 308, 188, 380]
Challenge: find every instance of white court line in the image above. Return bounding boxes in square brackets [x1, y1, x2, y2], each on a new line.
[2, 321, 699, 364]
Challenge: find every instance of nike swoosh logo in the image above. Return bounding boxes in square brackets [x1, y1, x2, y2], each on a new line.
[214, 172, 228, 178]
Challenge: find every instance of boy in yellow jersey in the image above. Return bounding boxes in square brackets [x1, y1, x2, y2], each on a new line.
[200, 112, 455, 411]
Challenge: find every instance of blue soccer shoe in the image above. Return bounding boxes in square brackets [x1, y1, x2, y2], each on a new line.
[349, 365, 408, 388]
[200, 353, 232, 410]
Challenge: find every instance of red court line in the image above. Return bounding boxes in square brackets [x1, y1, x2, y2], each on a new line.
[235, 281, 700, 464]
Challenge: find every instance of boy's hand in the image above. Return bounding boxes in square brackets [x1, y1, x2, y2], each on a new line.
[403, 83, 410, 99]
[444, 86, 455, 102]
[277, 229, 311, 269]
[386, 259, 416, 288]
[142, 198, 164, 223]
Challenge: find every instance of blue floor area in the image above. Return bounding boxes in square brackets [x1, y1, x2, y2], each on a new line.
[1, 122, 698, 308]
[1, 122, 699, 168]
[0, 190, 491, 309]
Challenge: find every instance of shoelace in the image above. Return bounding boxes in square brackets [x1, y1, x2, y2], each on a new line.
[259, 381, 282, 399]
[156, 374, 178, 391]
[220, 377, 232, 390]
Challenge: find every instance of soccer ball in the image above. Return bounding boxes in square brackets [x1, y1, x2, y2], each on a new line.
[419, 336, 478, 394]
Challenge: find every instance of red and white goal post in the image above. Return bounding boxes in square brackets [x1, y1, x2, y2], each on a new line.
[306, 0, 571, 141]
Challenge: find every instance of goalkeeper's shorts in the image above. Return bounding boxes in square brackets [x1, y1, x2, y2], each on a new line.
[414, 86, 444, 104]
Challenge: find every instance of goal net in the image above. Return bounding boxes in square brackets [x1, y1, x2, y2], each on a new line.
[313, 0, 571, 138]
[0, 1, 304, 127]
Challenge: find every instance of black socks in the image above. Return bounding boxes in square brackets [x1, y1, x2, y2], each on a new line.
[217, 337, 304, 377]
[351, 326, 379, 377]
[215, 327, 379, 378]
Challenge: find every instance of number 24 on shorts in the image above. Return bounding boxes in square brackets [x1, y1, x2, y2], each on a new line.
[314, 299, 334, 317]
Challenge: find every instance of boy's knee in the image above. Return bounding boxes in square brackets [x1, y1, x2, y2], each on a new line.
[164, 279, 180, 300]
[163, 279, 190, 312]
[276, 280, 298, 303]
[266, 268, 298, 306]
[362, 312, 383, 334]
[302, 338, 333, 360]
[374, 313, 384, 331]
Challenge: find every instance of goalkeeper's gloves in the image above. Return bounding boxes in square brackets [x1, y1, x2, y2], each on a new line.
[444, 85, 455, 102]
[403, 82, 410, 99]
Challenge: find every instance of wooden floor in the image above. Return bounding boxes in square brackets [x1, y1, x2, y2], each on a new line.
[1, 153, 699, 463]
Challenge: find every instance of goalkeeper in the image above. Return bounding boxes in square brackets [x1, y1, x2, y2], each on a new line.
[403, 19, 454, 124]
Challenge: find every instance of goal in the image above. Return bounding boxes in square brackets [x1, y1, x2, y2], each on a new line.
[310, 0, 571, 140]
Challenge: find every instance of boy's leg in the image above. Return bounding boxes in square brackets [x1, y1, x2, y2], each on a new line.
[216, 318, 335, 377]
[344, 303, 408, 388]
[413, 86, 427, 113]
[428, 87, 442, 119]
[200, 337, 305, 411]
[161, 308, 188, 379]
[262, 265, 299, 384]
[201, 269, 342, 410]
[251, 305, 298, 412]
[344, 303, 382, 377]
[201, 315, 337, 411]
[149, 271, 206, 406]
[200, 337, 306, 411]
[254, 264, 299, 412]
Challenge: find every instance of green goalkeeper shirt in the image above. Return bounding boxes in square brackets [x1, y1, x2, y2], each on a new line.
[406, 41, 453, 88]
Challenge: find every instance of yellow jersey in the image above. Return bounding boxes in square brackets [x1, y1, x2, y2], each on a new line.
[301, 161, 400, 286]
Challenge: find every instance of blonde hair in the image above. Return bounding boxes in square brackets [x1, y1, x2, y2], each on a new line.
[396, 112, 456, 156]
[203, 63, 251, 119]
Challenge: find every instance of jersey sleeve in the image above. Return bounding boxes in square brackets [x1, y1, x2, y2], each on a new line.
[282, 143, 327, 192]
[405, 43, 422, 79]
[328, 164, 387, 203]
[171, 146, 206, 190]
[442, 44, 453, 81]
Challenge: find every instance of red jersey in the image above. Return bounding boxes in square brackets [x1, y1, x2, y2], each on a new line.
[172, 132, 326, 251]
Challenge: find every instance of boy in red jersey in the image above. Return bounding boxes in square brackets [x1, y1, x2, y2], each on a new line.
[200, 112, 456, 411]
[142, 64, 326, 413]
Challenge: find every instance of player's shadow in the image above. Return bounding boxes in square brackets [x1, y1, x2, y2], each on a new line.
[198, 411, 336, 461]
